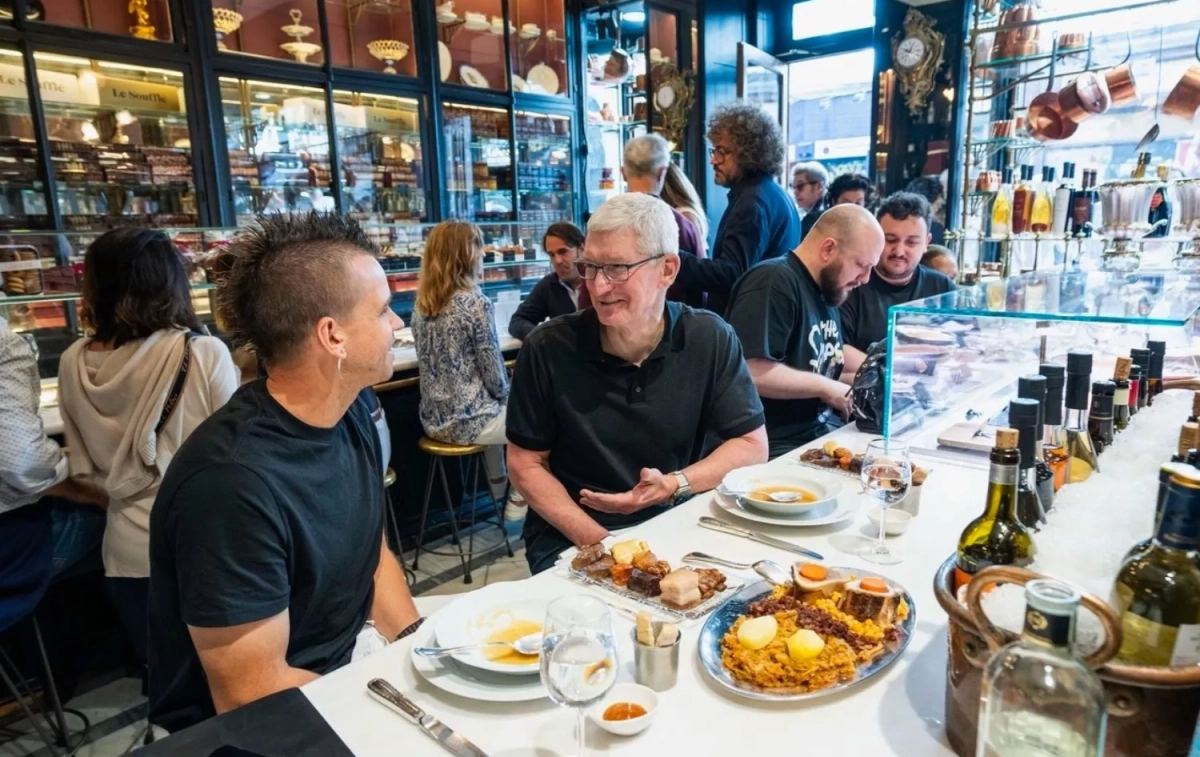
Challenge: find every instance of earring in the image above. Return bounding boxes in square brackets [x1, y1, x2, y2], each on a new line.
[337, 358, 342, 378]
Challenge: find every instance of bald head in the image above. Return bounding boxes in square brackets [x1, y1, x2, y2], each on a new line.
[798, 204, 884, 306]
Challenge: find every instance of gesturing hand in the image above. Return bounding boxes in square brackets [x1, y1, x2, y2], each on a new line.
[579, 468, 679, 514]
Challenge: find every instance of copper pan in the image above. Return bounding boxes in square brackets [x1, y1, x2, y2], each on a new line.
[1163, 30, 1200, 121]
[1027, 53, 1076, 141]
[1104, 64, 1138, 106]
[1059, 71, 1111, 123]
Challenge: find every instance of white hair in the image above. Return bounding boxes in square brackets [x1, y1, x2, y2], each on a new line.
[623, 134, 671, 179]
[587, 193, 677, 258]
[791, 160, 829, 186]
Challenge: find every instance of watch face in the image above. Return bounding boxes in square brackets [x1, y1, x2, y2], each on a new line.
[896, 37, 926, 68]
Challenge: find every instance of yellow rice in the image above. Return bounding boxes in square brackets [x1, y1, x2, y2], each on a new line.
[720, 612, 858, 692]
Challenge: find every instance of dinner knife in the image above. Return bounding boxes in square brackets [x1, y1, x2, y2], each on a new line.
[367, 678, 490, 757]
[697, 516, 824, 560]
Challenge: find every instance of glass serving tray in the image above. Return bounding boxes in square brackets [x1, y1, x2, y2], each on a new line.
[565, 566, 744, 622]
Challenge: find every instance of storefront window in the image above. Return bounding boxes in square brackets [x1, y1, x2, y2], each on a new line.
[209, 0, 324, 66]
[787, 48, 874, 179]
[791, 0, 874, 42]
[326, 0, 417, 77]
[332, 90, 425, 225]
[221, 78, 334, 224]
[509, 0, 568, 97]
[0, 47, 49, 231]
[443, 102, 512, 222]
[439, 0, 508, 91]
[36, 0, 173, 42]
[515, 111, 572, 247]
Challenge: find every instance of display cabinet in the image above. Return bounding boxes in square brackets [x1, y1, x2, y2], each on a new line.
[333, 89, 426, 225]
[326, 0, 418, 76]
[442, 102, 513, 223]
[209, 0, 325, 65]
[515, 110, 572, 246]
[221, 77, 336, 224]
[34, 0, 174, 43]
[438, 0, 508, 91]
[509, 0, 568, 97]
[882, 269, 1200, 461]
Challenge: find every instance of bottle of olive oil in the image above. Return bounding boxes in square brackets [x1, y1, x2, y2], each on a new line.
[1064, 352, 1100, 482]
[1113, 465, 1200, 667]
[956, 428, 1036, 592]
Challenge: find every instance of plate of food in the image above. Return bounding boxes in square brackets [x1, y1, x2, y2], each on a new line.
[894, 325, 957, 345]
[712, 486, 858, 528]
[433, 582, 562, 675]
[697, 568, 915, 701]
[719, 466, 842, 518]
[569, 540, 740, 621]
[410, 622, 546, 703]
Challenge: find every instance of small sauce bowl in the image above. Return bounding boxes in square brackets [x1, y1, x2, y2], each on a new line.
[587, 683, 658, 737]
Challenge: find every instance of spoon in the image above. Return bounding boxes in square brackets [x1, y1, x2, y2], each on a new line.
[413, 632, 543, 659]
[1136, 26, 1166, 153]
[681, 552, 794, 586]
[725, 488, 805, 503]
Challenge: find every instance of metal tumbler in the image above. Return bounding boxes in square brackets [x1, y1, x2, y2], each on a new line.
[631, 627, 680, 691]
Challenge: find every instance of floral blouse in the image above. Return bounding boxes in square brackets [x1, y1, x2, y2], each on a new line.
[412, 288, 509, 446]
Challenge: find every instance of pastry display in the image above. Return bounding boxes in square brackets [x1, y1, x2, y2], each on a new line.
[280, 9, 321, 64]
[568, 540, 732, 616]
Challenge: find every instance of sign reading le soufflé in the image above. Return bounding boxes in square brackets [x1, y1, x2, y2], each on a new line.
[0, 63, 182, 112]
[96, 75, 181, 112]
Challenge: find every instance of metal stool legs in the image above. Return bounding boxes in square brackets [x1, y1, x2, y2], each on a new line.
[0, 616, 71, 756]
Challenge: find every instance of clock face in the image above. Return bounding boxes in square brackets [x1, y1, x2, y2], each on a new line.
[896, 37, 926, 69]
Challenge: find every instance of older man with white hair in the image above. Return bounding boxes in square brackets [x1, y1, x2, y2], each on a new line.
[507, 193, 769, 574]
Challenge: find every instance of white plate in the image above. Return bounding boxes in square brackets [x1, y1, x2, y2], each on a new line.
[460, 64, 490, 88]
[527, 63, 559, 95]
[512, 74, 527, 92]
[433, 582, 563, 675]
[720, 466, 842, 517]
[438, 41, 451, 82]
[713, 486, 858, 527]
[895, 325, 957, 345]
[463, 13, 489, 31]
[410, 622, 546, 703]
[520, 26, 541, 39]
[436, 11, 458, 23]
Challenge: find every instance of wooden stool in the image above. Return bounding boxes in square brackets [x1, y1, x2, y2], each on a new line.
[414, 437, 513, 584]
[383, 467, 415, 587]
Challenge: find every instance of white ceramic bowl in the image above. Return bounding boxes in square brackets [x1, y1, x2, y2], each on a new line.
[867, 506, 912, 536]
[587, 683, 658, 736]
[725, 469, 842, 517]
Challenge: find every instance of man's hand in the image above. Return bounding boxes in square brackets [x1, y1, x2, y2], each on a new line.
[47, 477, 109, 509]
[580, 468, 678, 514]
[822, 378, 851, 422]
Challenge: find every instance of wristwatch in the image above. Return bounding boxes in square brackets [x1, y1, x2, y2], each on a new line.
[670, 471, 692, 504]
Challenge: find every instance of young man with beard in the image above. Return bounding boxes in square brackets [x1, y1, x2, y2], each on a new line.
[725, 205, 884, 458]
[147, 213, 420, 732]
[839, 193, 956, 365]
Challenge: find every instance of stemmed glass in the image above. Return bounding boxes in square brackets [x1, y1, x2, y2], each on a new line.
[540, 596, 617, 757]
[857, 438, 912, 565]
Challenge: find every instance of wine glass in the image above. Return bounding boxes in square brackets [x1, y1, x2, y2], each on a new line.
[540, 596, 617, 757]
[858, 438, 912, 565]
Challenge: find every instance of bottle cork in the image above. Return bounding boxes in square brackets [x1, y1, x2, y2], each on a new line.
[1114, 356, 1132, 381]
[1178, 422, 1199, 458]
[995, 428, 1019, 449]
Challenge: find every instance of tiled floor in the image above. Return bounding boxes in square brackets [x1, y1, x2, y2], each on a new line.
[0, 524, 528, 756]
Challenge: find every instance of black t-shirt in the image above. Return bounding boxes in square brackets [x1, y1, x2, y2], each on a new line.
[507, 303, 764, 534]
[147, 380, 384, 733]
[725, 253, 844, 456]
[839, 265, 956, 352]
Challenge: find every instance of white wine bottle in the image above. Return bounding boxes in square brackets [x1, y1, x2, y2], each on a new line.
[956, 428, 1036, 592]
[1064, 352, 1099, 482]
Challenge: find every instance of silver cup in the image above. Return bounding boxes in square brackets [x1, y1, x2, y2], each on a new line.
[631, 626, 680, 691]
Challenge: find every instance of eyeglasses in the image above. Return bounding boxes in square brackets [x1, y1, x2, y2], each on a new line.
[575, 254, 663, 282]
[708, 145, 730, 161]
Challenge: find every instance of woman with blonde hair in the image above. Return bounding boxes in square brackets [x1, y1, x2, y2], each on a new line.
[661, 163, 709, 252]
[412, 220, 511, 504]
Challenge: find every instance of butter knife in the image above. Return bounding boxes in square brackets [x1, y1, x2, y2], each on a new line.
[367, 678, 489, 757]
[697, 516, 824, 560]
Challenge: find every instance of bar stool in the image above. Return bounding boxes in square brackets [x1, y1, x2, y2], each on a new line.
[414, 437, 513, 584]
[383, 467, 415, 587]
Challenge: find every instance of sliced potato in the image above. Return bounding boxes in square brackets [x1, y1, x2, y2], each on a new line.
[737, 615, 778, 650]
[786, 629, 825, 663]
[822, 440, 839, 456]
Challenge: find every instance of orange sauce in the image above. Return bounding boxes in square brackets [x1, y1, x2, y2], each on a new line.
[481, 619, 541, 665]
[603, 702, 647, 721]
[746, 485, 817, 504]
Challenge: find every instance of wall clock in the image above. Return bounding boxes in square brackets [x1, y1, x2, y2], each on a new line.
[891, 8, 946, 117]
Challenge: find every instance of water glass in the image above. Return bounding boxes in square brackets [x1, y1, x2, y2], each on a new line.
[858, 438, 912, 565]
[540, 596, 617, 757]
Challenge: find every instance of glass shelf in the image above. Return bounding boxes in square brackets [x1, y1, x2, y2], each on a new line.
[973, 45, 1089, 72]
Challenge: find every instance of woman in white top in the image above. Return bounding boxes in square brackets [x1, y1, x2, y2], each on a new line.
[58, 228, 238, 667]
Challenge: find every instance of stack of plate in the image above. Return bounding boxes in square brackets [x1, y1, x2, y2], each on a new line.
[410, 582, 561, 702]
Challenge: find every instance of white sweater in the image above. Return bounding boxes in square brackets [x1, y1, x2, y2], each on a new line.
[58, 330, 239, 578]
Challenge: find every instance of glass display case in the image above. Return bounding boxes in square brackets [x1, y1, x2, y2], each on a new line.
[515, 110, 572, 247]
[0, 51, 198, 231]
[442, 102, 513, 223]
[882, 270, 1200, 461]
[439, 0, 508, 91]
[326, 0, 418, 76]
[37, 0, 174, 43]
[509, 0, 568, 97]
[209, 0, 324, 65]
[221, 77, 336, 224]
[332, 90, 425, 225]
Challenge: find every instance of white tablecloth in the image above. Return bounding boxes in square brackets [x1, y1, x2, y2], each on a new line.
[302, 428, 983, 756]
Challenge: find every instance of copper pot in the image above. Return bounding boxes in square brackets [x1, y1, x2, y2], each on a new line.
[1059, 71, 1111, 123]
[1105, 64, 1138, 106]
[1164, 65, 1200, 121]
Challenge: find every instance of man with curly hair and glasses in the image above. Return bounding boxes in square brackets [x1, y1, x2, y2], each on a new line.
[673, 101, 799, 317]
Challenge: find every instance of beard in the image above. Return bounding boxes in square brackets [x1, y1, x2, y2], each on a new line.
[818, 260, 850, 307]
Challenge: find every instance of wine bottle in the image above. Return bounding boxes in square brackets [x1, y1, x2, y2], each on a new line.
[1124, 462, 1190, 563]
[1010, 398, 1047, 530]
[1113, 356, 1132, 433]
[1018, 374, 1055, 510]
[1070, 168, 1092, 237]
[1012, 165, 1034, 235]
[1147, 340, 1166, 403]
[1040, 363, 1069, 491]
[1064, 352, 1099, 482]
[1132, 151, 1151, 180]
[992, 167, 1014, 237]
[1147, 164, 1172, 239]
[1131, 348, 1151, 411]
[1128, 364, 1142, 418]
[977, 580, 1107, 757]
[1113, 465, 1200, 667]
[1190, 392, 1200, 424]
[1052, 162, 1075, 236]
[1031, 165, 1053, 233]
[955, 428, 1036, 591]
[1088, 380, 1115, 454]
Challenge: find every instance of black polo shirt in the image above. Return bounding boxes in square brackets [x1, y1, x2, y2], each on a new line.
[839, 265, 956, 352]
[725, 253, 844, 456]
[507, 302, 764, 531]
